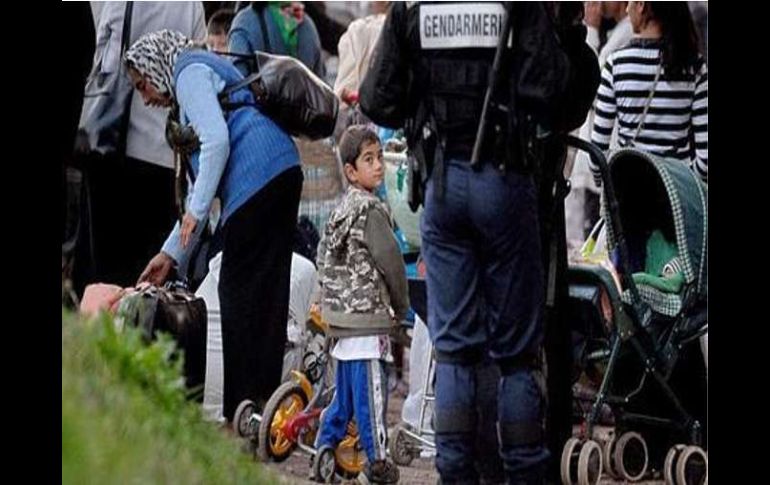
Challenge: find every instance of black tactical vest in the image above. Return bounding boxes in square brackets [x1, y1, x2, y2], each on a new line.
[404, 1, 505, 157]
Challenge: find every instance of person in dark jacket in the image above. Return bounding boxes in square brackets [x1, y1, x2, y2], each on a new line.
[359, 2, 598, 483]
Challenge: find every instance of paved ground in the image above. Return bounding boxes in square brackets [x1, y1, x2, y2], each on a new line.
[255, 354, 674, 485]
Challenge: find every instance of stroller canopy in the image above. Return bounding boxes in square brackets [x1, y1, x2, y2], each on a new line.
[603, 148, 708, 314]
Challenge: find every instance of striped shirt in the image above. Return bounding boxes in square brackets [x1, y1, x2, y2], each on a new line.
[591, 38, 708, 184]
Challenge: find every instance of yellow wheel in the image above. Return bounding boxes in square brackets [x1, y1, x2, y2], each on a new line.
[334, 422, 366, 479]
[257, 381, 308, 462]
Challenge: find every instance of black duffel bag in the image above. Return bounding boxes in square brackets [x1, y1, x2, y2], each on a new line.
[120, 282, 207, 399]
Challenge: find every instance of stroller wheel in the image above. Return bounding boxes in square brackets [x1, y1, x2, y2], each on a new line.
[664, 444, 687, 485]
[389, 424, 415, 467]
[233, 399, 258, 439]
[614, 431, 648, 481]
[577, 440, 602, 485]
[314, 445, 337, 483]
[601, 435, 619, 478]
[675, 445, 707, 485]
[560, 437, 581, 485]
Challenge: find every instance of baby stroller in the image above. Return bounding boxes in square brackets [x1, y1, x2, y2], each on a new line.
[560, 139, 708, 485]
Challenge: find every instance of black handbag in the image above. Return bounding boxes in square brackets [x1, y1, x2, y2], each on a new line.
[121, 282, 208, 399]
[77, 2, 134, 155]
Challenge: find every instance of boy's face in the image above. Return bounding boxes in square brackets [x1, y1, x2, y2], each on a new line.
[207, 33, 228, 52]
[345, 140, 384, 192]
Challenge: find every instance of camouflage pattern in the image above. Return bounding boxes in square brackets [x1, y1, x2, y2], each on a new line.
[318, 187, 396, 336]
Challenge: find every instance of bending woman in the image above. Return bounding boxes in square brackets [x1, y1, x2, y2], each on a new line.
[126, 30, 303, 423]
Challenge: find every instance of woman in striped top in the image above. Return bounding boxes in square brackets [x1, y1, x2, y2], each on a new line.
[591, 2, 707, 185]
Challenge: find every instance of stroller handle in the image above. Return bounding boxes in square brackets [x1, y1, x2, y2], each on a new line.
[564, 136, 645, 314]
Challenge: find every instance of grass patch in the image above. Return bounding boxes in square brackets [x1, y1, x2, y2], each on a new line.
[62, 308, 277, 484]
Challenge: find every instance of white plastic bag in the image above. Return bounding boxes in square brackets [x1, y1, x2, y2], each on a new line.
[196, 252, 317, 422]
[401, 316, 433, 431]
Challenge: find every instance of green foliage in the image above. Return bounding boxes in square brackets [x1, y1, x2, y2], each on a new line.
[62, 309, 276, 484]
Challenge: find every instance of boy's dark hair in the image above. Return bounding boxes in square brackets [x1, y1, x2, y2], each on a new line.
[207, 9, 235, 35]
[338, 125, 379, 169]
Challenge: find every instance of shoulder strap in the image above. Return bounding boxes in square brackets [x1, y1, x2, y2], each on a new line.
[121, 2, 134, 53]
[632, 63, 663, 144]
[175, 50, 260, 112]
[254, 3, 272, 52]
[222, 71, 262, 97]
[217, 72, 262, 112]
[117, 2, 134, 154]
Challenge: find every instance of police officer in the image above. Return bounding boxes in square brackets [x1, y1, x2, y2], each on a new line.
[360, 2, 598, 483]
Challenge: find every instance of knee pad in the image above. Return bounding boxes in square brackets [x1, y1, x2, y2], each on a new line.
[435, 405, 477, 434]
[497, 352, 538, 376]
[496, 420, 544, 448]
[435, 346, 485, 365]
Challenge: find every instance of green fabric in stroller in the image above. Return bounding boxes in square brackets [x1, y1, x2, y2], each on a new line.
[602, 148, 708, 318]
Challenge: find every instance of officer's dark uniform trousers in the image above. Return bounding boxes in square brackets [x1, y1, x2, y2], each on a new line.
[422, 159, 550, 484]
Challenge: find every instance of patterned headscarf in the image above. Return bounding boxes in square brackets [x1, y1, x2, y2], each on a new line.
[124, 29, 195, 99]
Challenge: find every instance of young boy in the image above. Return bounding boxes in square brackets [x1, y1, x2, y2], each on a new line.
[312, 125, 408, 483]
[206, 9, 235, 52]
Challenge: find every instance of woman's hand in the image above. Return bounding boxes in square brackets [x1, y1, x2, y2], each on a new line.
[137, 252, 175, 286]
[180, 212, 199, 249]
